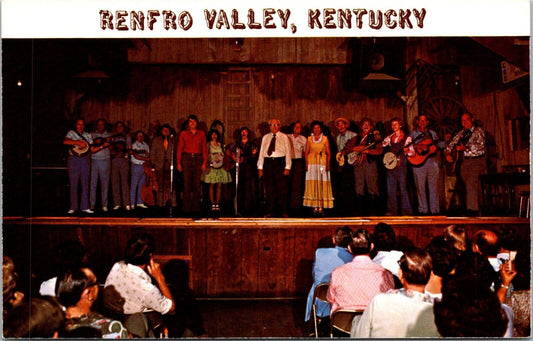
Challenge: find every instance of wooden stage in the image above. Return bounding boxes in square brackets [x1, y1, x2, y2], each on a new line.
[3, 216, 530, 299]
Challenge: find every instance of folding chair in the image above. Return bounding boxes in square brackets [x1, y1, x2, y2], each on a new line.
[311, 283, 330, 338]
[330, 309, 364, 337]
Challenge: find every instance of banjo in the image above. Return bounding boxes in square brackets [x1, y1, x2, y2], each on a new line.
[383, 151, 400, 170]
[69, 140, 90, 157]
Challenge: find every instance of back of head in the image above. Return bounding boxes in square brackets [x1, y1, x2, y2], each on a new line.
[3, 297, 65, 338]
[56, 268, 93, 308]
[425, 236, 458, 277]
[434, 276, 508, 337]
[334, 226, 353, 248]
[125, 233, 155, 266]
[472, 230, 499, 257]
[3, 256, 18, 305]
[349, 229, 372, 255]
[398, 248, 432, 285]
[443, 225, 468, 253]
[371, 223, 396, 252]
[453, 251, 499, 288]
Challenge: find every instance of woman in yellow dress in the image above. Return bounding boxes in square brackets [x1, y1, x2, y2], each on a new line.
[303, 121, 334, 213]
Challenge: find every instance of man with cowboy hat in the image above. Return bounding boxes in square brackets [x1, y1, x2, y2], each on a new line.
[334, 116, 357, 216]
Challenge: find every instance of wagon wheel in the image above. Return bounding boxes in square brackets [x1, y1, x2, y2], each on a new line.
[420, 96, 467, 138]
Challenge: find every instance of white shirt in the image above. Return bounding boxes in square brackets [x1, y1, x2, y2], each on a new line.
[289, 134, 307, 159]
[336, 130, 357, 151]
[39, 277, 57, 297]
[104, 261, 173, 315]
[257, 132, 292, 170]
[131, 141, 150, 165]
[372, 250, 403, 277]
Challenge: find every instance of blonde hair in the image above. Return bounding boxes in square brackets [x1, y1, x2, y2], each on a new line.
[443, 225, 468, 252]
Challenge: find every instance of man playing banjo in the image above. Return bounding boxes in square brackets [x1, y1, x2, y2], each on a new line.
[63, 118, 94, 214]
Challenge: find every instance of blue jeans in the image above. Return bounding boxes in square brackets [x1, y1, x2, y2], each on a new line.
[412, 158, 440, 214]
[90, 158, 111, 209]
[130, 164, 146, 206]
[68, 155, 90, 210]
[386, 165, 412, 215]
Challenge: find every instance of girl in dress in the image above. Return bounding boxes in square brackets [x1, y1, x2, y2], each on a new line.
[202, 129, 232, 212]
[303, 121, 334, 214]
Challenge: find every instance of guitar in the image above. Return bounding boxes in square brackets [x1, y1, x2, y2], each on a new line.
[69, 140, 90, 157]
[446, 129, 473, 174]
[406, 135, 438, 167]
[350, 141, 377, 166]
[209, 152, 224, 169]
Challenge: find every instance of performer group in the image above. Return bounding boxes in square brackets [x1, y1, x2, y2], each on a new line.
[63, 112, 485, 217]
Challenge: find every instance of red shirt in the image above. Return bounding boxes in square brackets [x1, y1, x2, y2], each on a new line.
[176, 129, 208, 166]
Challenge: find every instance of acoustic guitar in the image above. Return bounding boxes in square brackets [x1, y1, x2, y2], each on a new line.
[446, 129, 473, 174]
[209, 152, 224, 169]
[406, 137, 438, 166]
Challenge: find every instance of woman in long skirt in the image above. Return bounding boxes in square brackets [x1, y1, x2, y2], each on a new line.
[303, 121, 334, 213]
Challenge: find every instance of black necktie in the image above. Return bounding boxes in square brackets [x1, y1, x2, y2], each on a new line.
[267, 133, 276, 156]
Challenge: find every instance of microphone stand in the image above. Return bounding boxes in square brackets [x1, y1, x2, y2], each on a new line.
[168, 135, 174, 218]
[319, 150, 324, 217]
[234, 147, 241, 216]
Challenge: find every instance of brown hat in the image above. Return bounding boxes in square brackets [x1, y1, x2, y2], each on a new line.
[335, 117, 349, 126]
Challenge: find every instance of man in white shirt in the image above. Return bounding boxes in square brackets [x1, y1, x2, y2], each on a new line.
[257, 118, 292, 217]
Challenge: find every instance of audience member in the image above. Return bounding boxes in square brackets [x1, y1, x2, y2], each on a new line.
[443, 224, 469, 254]
[351, 248, 439, 337]
[304, 226, 353, 323]
[3, 256, 24, 317]
[3, 297, 65, 338]
[472, 229, 501, 271]
[56, 267, 130, 338]
[370, 222, 403, 278]
[326, 228, 394, 313]
[424, 236, 458, 300]
[39, 239, 87, 297]
[103, 233, 175, 337]
[434, 276, 509, 337]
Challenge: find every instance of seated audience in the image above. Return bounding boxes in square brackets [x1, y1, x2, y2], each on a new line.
[351, 248, 439, 338]
[3, 256, 25, 317]
[424, 236, 458, 300]
[103, 232, 175, 337]
[370, 222, 403, 278]
[39, 239, 87, 297]
[327, 228, 394, 313]
[443, 224, 468, 255]
[472, 229, 501, 271]
[3, 297, 65, 338]
[56, 267, 130, 338]
[434, 276, 509, 337]
[305, 226, 353, 323]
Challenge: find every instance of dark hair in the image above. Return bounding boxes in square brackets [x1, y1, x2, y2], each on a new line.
[290, 121, 303, 132]
[134, 130, 147, 140]
[124, 233, 155, 266]
[398, 248, 432, 285]
[434, 276, 508, 337]
[310, 120, 323, 133]
[56, 268, 95, 308]
[349, 229, 372, 255]
[3, 297, 65, 338]
[453, 251, 499, 289]
[207, 129, 221, 142]
[334, 226, 353, 248]
[360, 117, 374, 126]
[472, 230, 500, 257]
[62, 326, 103, 338]
[371, 223, 396, 252]
[425, 236, 457, 277]
[187, 115, 199, 124]
[390, 117, 403, 127]
[115, 120, 125, 128]
[161, 123, 172, 131]
[498, 226, 519, 251]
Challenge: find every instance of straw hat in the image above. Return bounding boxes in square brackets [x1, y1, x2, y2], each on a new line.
[334, 117, 349, 126]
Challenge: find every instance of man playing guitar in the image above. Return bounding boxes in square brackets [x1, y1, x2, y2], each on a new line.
[63, 118, 94, 214]
[351, 118, 383, 215]
[408, 114, 447, 215]
[90, 118, 112, 212]
[334, 117, 357, 216]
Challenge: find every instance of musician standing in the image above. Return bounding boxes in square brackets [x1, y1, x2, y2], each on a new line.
[382, 117, 413, 216]
[151, 124, 176, 210]
[288, 121, 307, 216]
[110, 121, 132, 211]
[90, 118, 112, 212]
[352, 118, 383, 215]
[334, 117, 357, 216]
[130, 130, 150, 209]
[409, 115, 447, 215]
[257, 118, 292, 218]
[176, 115, 208, 217]
[444, 112, 486, 216]
[63, 119, 94, 214]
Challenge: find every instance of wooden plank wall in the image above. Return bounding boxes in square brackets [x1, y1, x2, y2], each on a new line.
[4, 217, 530, 298]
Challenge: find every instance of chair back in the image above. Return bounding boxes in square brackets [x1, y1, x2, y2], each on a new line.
[311, 283, 330, 337]
[330, 309, 364, 336]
